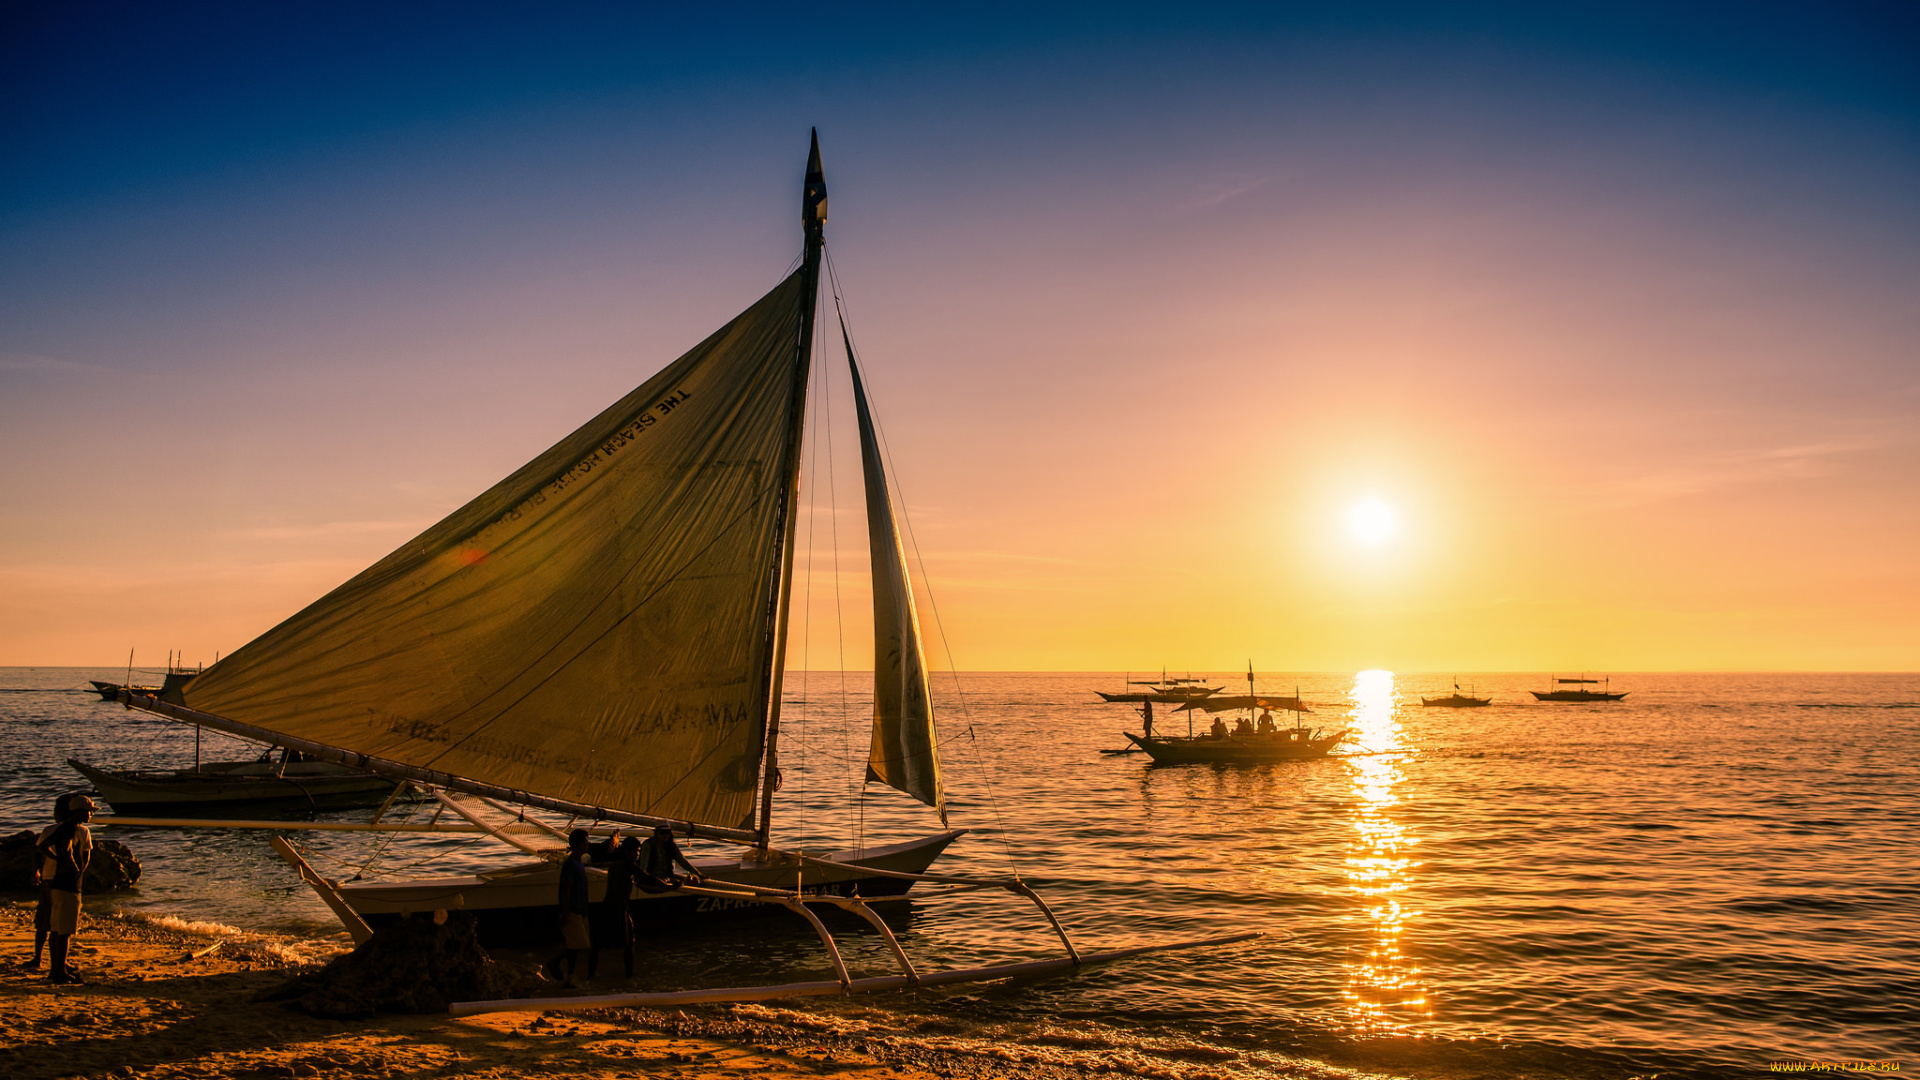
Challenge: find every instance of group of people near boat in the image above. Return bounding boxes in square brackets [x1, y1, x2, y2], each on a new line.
[550, 823, 705, 987]
[24, 790, 95, 984]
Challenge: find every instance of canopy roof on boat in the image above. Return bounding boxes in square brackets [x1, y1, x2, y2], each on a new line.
[1174, 694, 1313, 714]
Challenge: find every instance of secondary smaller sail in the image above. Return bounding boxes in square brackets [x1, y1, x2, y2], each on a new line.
[844, 321, 945, 824]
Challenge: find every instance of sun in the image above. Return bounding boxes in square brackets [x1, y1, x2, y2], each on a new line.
[1347, 498, 1399, 548]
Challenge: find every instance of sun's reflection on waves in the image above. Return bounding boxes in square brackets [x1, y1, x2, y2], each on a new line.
[1342, 669, 1430, 1032]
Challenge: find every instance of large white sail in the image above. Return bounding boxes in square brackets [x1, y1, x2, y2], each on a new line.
[181, 271, 810, 832]
[847, 337, 946, 824]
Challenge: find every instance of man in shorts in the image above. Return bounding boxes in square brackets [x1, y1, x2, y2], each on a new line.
[554, 829, 592, 987]
[37, 793, 93, 984]
[23, 793, 71, 970]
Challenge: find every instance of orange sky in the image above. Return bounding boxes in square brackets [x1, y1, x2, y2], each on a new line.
[3, 8, 1916, 670]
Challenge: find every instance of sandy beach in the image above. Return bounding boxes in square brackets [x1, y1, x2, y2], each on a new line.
[0, 900, 1045, 1080]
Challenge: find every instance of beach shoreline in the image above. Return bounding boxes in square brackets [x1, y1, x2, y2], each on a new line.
[0, 899, 1035, 1080]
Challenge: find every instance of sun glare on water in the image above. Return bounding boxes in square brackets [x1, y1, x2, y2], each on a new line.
[1347, 498, 1399, 548]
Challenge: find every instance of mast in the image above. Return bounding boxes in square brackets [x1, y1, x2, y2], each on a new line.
[754, 129, 828, 851]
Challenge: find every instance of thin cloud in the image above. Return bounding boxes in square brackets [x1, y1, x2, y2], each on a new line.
[0, 352, 94, 373]
[229, 520, 430, 542]
[1179, 174, 1273, 212]
[1618, 439, 1875, 503]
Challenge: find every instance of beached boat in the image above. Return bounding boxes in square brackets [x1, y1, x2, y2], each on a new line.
[109, 137, 1249, 1002]
[1422, 680, 1491, 707]
[1532, 676, 1627, 702]
[116, 132, 952, 914]
[69, 754, 408, 814]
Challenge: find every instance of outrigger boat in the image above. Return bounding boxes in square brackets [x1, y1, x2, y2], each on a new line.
[1421, 679, 1491, 708]
[1118, 665, 1347, 763]
[1532, 675, 1627, 702]
[1095, 670, 1223, 703]
[108, 133, 1246, 1009]
[69, 753, 409, 814]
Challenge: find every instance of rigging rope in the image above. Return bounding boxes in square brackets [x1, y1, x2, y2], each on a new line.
[823, 246, 1019, 876]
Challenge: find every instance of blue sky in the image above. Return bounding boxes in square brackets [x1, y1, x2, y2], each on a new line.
[4, 2, 1918, 668]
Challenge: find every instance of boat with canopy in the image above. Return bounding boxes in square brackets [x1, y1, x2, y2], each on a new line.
[1531, 675, 1628, 702]
[107, 133, 1250, 1007]
[1118, 664, 1347, 763]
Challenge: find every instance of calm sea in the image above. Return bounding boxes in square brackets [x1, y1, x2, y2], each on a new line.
[2, 668, 1914, 1079]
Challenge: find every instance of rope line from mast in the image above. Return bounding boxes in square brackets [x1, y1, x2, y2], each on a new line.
[823, 246, 1018, 876]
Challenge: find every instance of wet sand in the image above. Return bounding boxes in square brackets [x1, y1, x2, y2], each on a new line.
[0, 900, 1024, 1080]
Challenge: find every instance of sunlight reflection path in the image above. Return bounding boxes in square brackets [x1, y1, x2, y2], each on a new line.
[1342, 669, 1430, 1032]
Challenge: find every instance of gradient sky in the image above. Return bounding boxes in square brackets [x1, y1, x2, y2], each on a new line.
[3, 2, 1917, 671]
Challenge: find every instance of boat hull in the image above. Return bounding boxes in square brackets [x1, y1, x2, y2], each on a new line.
[1421, 695, 1491, 707]
[1124, 730, 1348, 764]
[69, 757, 409, 814]
[340, 830, 967, 946]
[90, 680, 160, 700]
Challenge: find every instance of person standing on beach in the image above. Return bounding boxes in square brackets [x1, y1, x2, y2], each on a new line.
[36, 793, 93, 984]
[554, 828, 592, 987]
[592, 834, 642, 980]
[23, 793, 71, 970]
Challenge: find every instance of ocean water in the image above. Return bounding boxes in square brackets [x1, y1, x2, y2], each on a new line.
[2, 667, 1914, 1079]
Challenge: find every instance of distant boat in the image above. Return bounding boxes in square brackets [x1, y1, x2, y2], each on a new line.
[91, 655, 203, 702]
[1095, 670, 1224, 703]
[1531, 675, 1627, 703]
[1111, 664, 1346, 763]
[1422, 679, 1491, 708]
[89, 679, 160, 700]
[69, 753, 413, 814]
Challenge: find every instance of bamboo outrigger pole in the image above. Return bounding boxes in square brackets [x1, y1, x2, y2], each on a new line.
[451, 932, 1262, 1016]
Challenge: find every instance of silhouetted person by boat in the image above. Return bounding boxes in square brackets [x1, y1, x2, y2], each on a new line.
[553, 829, 592, 987]
[37, 793, 93, 984]
[1234, 715, 1255, 736]
[1140, 698, 1155, 740]
[23, 793, 71, 971]
[637, 825, 703, 893]
[1256, 710, 1277, 735]
[1209, 716, 1229, 740]
[592, 834, 642, 980]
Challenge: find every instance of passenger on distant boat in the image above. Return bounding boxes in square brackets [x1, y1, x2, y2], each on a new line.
[553, 829, 592, 987]
[1209, 717, 1229, 740]
[1256, 710, 1277, 735]
[37, 793, 93, 984]
[1140, 698, 1155, 740]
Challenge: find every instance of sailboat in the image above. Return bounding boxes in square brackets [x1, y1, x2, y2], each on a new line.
[110, 133, 972, 942]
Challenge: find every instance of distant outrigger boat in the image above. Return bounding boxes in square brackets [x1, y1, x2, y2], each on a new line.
[1531, 675, 1627, 703]
[1117, 664, 1347, 764]
[1095, 670, 1224, 704]
[1422, 679, 1491, 708]
[69, 754, 411, 814]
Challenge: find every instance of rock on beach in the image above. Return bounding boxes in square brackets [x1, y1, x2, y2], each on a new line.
[259, 910, 533, 1018]
[0, 830, 142, 891]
